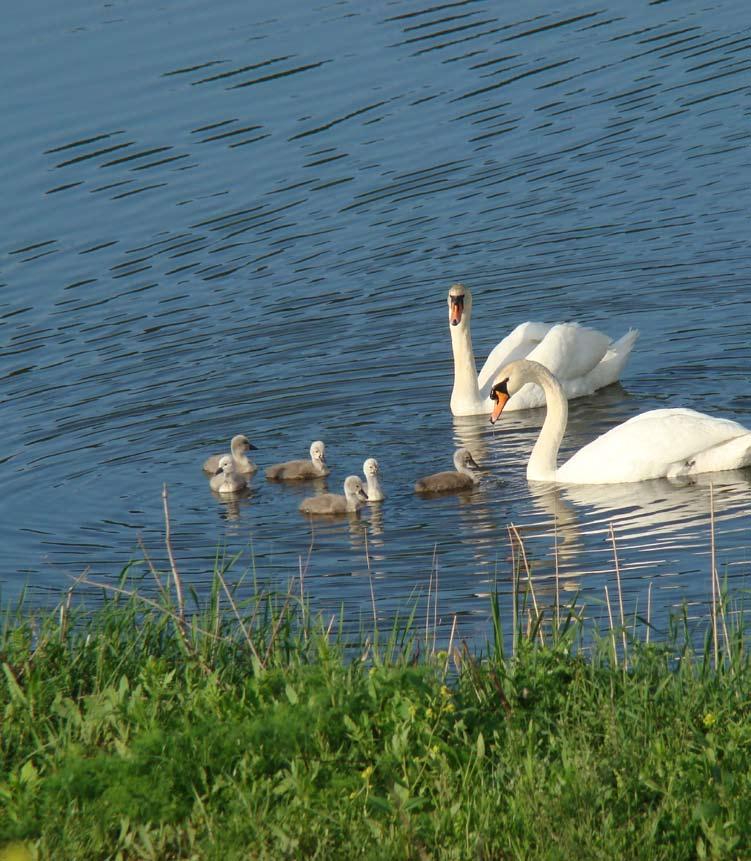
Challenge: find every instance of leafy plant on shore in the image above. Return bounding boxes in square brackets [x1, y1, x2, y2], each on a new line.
[1, 490, 750, 860]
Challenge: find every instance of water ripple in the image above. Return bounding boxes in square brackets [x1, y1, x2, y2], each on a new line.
[2, 0, 750, 645]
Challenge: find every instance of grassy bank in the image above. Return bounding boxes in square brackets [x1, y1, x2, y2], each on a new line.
[2, 566, 750, 861]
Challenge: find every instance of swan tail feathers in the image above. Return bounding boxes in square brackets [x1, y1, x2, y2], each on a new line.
[581, 328, 639, 393]
[500, 327, 640, 412]
[609, 328, 640, 359]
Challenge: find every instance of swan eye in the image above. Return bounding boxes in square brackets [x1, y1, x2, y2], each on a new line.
[451, 295, 464, 307]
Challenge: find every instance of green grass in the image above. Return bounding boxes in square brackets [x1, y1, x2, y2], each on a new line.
[1, 557, 750, 860]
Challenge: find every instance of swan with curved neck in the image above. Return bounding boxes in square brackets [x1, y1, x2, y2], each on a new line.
[489, 359, 751, 484]
[447, 283, 638, 415]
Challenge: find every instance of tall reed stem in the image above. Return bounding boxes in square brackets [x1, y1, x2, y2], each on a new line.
[710, 483, 719, 669]
[709, 483, 731, 668]
[509, 524, 544, 646]
[609, 523, 627, 666]
[554, 512, 560, 636]
[604, 585, 618, 668]
[162, 483, 185, 624]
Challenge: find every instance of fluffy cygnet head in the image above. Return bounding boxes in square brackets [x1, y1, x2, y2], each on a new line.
[231, 434, 257, 455]
[447, 282, 473, 328]
[344, 475, 369, 506]
[363, 457, 379, 478]
[453, 447, 480, 477]
[216, 454, 235, 475]
[310, 440, 326, 466]
[211, 454, 248, 493]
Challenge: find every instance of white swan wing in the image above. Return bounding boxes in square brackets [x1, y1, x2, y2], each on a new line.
[497, 323, 633, 411]
[558, 408, 751, 484]
[525, 323, 611, 381]
[477, 322, 554, 391]
[572, 329, 639, 396]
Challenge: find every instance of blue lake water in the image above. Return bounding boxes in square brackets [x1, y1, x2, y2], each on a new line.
[2, 0, 751, 646]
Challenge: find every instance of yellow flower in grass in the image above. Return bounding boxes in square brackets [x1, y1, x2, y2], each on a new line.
[361, 765, 374, 781]
[703, 712, 717, 728]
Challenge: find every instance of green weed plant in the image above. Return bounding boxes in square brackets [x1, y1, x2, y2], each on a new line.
[1, 538, 750, 859]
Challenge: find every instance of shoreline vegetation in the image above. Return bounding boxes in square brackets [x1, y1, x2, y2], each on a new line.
[2, 489, 750, 860]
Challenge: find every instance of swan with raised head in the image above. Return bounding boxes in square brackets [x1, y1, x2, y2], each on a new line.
[203, 434, 257, 475]
[266, 441, 329, 480]
[210, 455, 248, 494]
[415, 448, 480, 493]
[363, 457, 385, 502]
[489, 359, 751, 484]
[447, 283, 638, 415]
[299, 475, 368, 515]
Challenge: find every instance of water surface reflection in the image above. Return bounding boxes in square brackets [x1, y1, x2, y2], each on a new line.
[2, 0, 751, 647]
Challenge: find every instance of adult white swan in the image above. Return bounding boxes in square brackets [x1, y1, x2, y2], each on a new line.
[447, 283, 638, 415]
[489, 359, 751, 484]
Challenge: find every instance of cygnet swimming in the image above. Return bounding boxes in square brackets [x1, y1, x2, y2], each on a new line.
[363, 457, 385, 502]
[209, 455, 248, 494]
[203, 434, 257, 475]
[266, 441, 329, 480]
[299, 475, 368, 515]
[414, 448, 480, 494]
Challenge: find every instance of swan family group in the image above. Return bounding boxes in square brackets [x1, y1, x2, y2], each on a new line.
[203, 284, 751, 515]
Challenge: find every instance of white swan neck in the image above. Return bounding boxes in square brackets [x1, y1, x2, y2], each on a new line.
[450, 320, 482, 411]
[524, 363, 568, 482]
